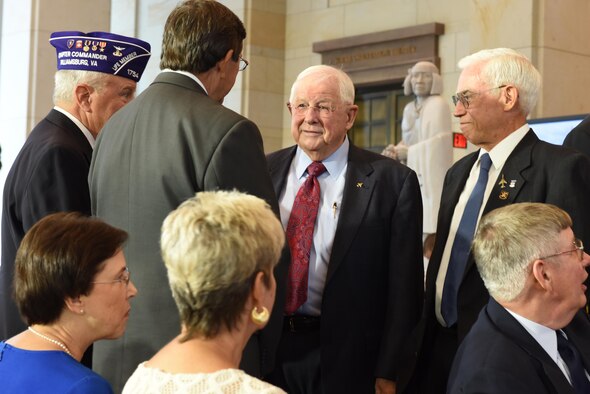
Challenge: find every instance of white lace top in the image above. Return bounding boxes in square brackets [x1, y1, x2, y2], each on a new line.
[122, 362, 286, 394]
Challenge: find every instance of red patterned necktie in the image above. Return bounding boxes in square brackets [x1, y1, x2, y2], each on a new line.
[284, 161, 327, 315]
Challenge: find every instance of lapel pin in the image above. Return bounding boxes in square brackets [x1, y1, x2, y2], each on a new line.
[499, 190, 509, 200]
[498, 174, 507, 189]
[356, 182, 363, 188]
[509, 180, 517, 188]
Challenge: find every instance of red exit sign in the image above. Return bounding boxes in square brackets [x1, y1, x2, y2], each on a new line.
[453, 132, 468, 149]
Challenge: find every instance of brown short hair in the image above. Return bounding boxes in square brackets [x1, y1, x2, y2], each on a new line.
[160, 0, 246, 73]
[14, 212, 128, 325]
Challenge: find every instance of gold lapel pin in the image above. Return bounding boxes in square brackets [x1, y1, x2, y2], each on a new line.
[498, 174, 507, 189]
[499, 190, 509, 200]
[356, 182, 363, 188]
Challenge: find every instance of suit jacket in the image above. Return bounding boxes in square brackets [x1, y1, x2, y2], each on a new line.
[88, 72, 287, 392]
[564, 114, 590, 157]
[399, 129, 590, 392]
[448, 298, 590, 393]
[1, 109, 92, 339]
[267, 144, 424, 393]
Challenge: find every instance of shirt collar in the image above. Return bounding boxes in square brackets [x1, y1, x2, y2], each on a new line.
[505, 307, 559, 363]
[478, 123, 530, 170]
[53, 106, 95, 149]
[294, 137, 349, 179]
[161, 69, 208, 95]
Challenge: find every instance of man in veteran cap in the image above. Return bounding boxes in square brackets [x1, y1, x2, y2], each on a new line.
[0, 31, 150, 358]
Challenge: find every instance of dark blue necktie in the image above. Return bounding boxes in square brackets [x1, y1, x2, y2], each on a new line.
[441, 153, 492, 326]
[557, 331, 590, 393]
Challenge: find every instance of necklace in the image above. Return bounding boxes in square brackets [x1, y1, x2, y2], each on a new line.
[28, 326, 73, 357]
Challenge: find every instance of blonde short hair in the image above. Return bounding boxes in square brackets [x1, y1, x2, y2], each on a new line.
[160, 190, 284, 339]
[473, 203, 571, 302]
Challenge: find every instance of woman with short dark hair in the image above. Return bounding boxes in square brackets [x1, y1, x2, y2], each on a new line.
[0, 212, 137, 393]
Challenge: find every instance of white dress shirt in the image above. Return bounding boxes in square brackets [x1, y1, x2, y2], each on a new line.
[506, 308, 590, 385]
[279, 138, 349, 316]
[436, 124, 530, 326]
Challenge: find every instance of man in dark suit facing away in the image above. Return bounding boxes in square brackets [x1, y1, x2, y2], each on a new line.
[448, 202, 590, 393]
[88, 1, 287, 392]
[267, 65, 424, 394]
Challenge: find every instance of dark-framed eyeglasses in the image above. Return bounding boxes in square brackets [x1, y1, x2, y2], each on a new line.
[92, 267, 131, 286]
[287, 102, 337, 118]
[451, 85, 506, 109]
[239, 56, 249, 72]
[539, 238, 584, 261]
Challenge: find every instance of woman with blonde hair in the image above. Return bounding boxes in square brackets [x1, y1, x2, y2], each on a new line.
[123, 190, 285, 393]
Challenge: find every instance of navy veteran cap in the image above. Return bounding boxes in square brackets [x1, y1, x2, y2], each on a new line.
[49, 31, 151, 82]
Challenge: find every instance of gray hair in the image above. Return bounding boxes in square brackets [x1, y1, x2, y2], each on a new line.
[458, 48, 541, 116]
[473, 203, 571, 302]
[289, 65, 355, 104]
[160, 190, 284, 340]
[52, 69, 110, 104]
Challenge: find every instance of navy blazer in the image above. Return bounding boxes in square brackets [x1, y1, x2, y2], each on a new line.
[268, 144, 424, 393]
[1, 109, 92, 339]
[564, 114, 590, 158]
[399, 129, 590, 392]
[448, 298, 590, 393]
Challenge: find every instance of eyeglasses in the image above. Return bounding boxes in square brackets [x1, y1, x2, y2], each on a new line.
[287, 102, 337, 118]
[452, 85, 506, 109]
[239, 56, 249, 72]
[92, 267, 131, 286]
[540, 238, 584, 261]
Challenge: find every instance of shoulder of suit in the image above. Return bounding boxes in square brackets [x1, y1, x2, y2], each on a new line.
[266, 146, 296, 164]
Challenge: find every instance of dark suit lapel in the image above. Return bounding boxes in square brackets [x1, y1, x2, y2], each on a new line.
[563, 310, 590, 372]
[483, 130, 537, 214]
[425, 152, 477, 289]
[45, 109, 93, 155]
[464, 131, 537, 274]
[326, 145, 374, 284]
[487, 299, 574, 393]
[267, 147, 296, 199]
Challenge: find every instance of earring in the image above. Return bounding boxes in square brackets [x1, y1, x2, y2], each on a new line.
[251, 306, 269, 326]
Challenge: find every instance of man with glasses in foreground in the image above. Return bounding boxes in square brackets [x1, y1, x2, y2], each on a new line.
[267, 65, 424, 393]
[88, 1, 286, 392]
[398, 48, 590, 393]
[448, 202, 590, 393]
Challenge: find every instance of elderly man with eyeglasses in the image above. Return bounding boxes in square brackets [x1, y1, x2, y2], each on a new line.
[448, 203, 590, 393]
[398, 48, 590, 394]
[266, 65, 424, 394]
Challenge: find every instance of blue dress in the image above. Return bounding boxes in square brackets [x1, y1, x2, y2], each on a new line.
[0, 341, 113, 393]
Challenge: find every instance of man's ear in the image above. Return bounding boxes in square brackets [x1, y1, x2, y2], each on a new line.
[531, 258, 553, 292]
[502, 85, 519, 111]
[75, 84, 93, 112]
[217, 49, 235, 73]
[346, 104, 359, 129]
